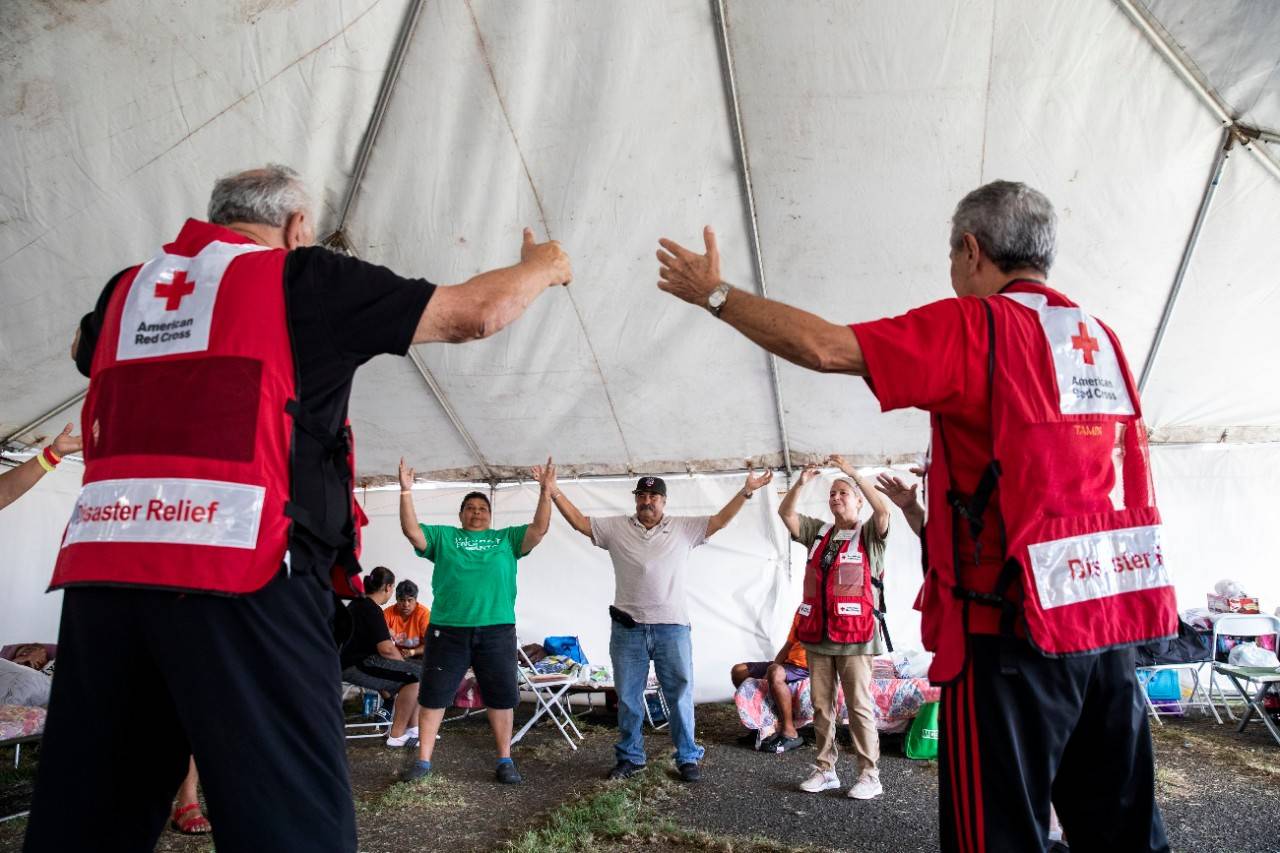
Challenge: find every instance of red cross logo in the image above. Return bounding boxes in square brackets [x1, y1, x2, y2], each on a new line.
[1071, 321, 1100, 365]
[154, 271, 195, 311]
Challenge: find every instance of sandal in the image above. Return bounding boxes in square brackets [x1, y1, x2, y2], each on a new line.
[170, 802, 212, 835]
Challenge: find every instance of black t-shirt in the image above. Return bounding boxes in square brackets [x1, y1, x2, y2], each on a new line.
[341, 596, 392, 669]
[78, 241, 434, 585]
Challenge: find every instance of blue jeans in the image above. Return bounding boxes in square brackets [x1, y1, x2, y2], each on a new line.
[609, 621, 704, 766]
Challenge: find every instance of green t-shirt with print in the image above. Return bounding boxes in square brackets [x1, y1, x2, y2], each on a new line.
[415, 524, 528, 627]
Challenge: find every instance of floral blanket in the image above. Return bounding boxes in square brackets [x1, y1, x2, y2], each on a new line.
[735, 675, 940, 736]
[0, 704, 46, 742]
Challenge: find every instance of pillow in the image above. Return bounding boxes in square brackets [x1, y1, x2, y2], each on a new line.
[0, 657, 52, 707]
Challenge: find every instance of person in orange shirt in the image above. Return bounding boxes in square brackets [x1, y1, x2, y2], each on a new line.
[730, 612, 810, 753]
[383, 580, 431, 659]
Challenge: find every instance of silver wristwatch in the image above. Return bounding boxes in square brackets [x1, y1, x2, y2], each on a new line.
[707, 282, 732, 317]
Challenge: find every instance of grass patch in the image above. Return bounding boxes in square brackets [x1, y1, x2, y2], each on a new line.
[1155, 765, 1194, 798]
[1150, 722, 1280, 782]
[359, 774, 466, 815]
[504, 768, 834, 853]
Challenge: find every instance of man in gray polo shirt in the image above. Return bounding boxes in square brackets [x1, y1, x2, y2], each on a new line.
[548, 470, 772, 781]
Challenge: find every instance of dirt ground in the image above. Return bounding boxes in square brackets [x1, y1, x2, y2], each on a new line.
[2, 701, 1278, 852]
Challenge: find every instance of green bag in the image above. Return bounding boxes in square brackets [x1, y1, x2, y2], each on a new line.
[904, 701, 940, 760]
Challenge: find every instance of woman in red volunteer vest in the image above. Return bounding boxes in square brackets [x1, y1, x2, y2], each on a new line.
[777, 455, 891, 801]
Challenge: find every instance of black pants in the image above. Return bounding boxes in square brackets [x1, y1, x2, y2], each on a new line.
[939, 636, 1169, 853]
[417, 624, 518, 710]
[24, 571, 356, 853]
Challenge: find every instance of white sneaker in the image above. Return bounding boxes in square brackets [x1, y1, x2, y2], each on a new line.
[404, 727, 419, 740]
[799, 768, 841, 793]
[385, 731, 418, 748]
[847, 773, 883, 800]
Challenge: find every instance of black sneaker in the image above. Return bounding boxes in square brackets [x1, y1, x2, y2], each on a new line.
[606, 760, 646, 780]
[495, 760, 523, 785]
[758, 733, 782, 752]
[399, 760, 432, 783]
[677, 762, 701, 783]
[774, 734, 804, 753]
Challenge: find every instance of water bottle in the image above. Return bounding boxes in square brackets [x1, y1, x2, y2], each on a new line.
[362, 690, 378, 717]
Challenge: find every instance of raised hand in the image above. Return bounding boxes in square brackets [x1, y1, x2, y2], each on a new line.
[826, 454, 856, 475]
[398, 457, 415, 492]
[521, 228, 572, 287]
[50, 422, 81, 457]
[874, 472, 919, 509]
[797, 463, 820, 485]
[656, 226, 722, 307]
[744, 466, 774, 495]
[531, 457, 557, 493]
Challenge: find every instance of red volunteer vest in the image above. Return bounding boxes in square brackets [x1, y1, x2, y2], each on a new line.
[796, 522, 881, 645]
[918, 281, 1176, 683]
[51, 220, 298, 594]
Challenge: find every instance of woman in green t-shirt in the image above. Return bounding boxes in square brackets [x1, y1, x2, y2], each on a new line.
[395, 457, 555, 785]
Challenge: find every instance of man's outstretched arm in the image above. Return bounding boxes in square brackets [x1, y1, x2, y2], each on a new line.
[656, 227, 866, 376]
[415, 228, 572, 344]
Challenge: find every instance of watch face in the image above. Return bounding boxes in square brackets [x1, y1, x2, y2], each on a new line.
[709, 288, 726, 307]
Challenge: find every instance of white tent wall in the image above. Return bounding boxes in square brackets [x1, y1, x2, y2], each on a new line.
[8, 448, 1278, 701]
[0, 460, 79, 647]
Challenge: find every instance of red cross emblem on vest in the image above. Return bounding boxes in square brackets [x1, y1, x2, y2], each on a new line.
[154, 271, 195, 311]
[1071, 321, 1100, 365]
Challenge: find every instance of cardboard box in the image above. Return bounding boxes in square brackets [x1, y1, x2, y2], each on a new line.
[1207, 593, 1261, 614]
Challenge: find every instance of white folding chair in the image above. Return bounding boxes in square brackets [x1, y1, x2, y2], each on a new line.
[512, 645, 584, 750]
[1209, 613, 1280, 744]
[1135, 662, 1221, 725]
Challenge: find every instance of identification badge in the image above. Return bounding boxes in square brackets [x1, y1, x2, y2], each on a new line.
[836, 602, 862, 616]
[797, 603, 813, 617]
[838, 550, 864, 564]
[833, 528, 855, 541]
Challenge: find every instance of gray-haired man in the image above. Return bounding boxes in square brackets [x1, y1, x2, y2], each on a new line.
[27, 165, 571, 853]
[656, 181, 1171, 852]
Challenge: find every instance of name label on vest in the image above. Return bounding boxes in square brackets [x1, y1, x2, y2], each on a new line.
[1000, 292, 1135, 416]
[116, 242, 269, 362]
[1027, 524, 1169, 609]
[836, 602, 863, 616]
[797, 603, 813, 617]
[63, 478, 264, 550]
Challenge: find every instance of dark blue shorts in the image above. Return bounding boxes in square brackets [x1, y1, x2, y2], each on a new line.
[743, 660, 810, 682]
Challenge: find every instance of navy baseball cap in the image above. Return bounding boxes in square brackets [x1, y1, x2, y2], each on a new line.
[632, 476, 667, 496]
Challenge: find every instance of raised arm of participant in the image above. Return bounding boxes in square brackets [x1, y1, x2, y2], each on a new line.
[707, 467, 773, 538]
[414, 228, 572, 344]
[547, 476, 593, 539]
[0, 424, 81, 512]
[657, 227, 865, 375]
[776, 464, 819, 540]
[397, 458, 427, 552]
[521, 457, 556, 555]
[829, 454, 890, 537]
[875, 471, 925, 538]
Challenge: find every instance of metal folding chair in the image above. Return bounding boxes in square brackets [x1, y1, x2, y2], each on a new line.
[342, 683, 393, 740]
[1135, 661, 1221, 725]
[512, 645, 584, 750]
[1209, 613, 1280, 745]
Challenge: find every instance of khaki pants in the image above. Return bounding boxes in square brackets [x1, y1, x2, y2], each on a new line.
[809, 652, 878, 776]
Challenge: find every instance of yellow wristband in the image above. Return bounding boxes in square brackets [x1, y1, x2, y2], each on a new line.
[36, 454, 56, 474]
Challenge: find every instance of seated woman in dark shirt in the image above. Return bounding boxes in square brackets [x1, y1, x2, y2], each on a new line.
[341, 566, 422, 747]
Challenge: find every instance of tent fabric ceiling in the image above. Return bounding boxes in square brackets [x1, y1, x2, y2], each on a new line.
[2, 0, 1278, 482]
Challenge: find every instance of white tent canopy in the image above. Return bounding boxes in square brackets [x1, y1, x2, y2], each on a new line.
[4, 1, 1279, 693]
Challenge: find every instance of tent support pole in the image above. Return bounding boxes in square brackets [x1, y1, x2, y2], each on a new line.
[1112, 0, 1280, 184]
[711, 0, 793, 483]
[325, 0, 427, 246]
[1138, 128, 1233, 393]
[1, 388, 88, 453]
[406, 348, 497, 485]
